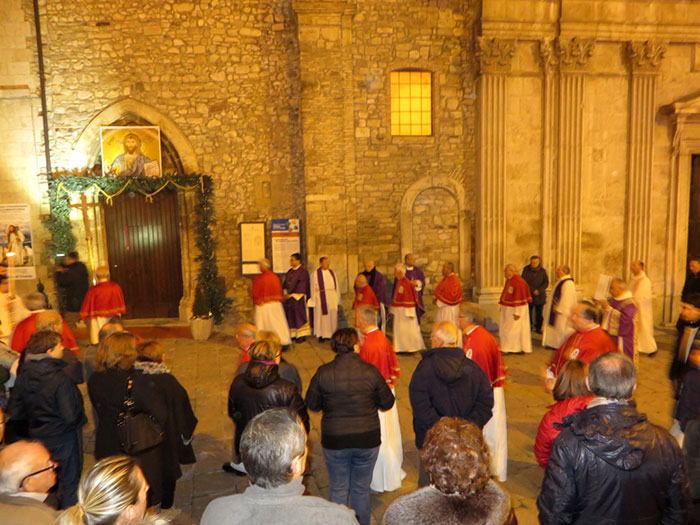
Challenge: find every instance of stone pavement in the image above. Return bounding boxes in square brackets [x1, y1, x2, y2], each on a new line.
[77, 325, 679, 525]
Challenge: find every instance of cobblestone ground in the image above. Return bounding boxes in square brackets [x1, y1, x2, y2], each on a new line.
[78, 323, 679, 525]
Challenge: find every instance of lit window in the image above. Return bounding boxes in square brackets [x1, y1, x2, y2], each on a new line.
[390, 70, 432, 136]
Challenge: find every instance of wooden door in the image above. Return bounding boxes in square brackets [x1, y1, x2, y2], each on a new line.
[690, 155, 700, 259]
[102, 189, 183, 319]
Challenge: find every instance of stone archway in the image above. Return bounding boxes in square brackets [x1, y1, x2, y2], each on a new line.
[400, 174, 471, 290]
[70, 98, 199, 320]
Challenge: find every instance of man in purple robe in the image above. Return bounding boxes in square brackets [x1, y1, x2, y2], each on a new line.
[392, 253, 426, 323]
[600, 278, 639, 364]
[360, 260, 387, 330]
[283, 253, 311, 343]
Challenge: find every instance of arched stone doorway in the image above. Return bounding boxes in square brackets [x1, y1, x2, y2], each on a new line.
[69, 99, 199, 320]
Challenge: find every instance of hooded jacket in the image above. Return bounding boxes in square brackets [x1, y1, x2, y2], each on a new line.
[228, 361, 309, 456]
[409, 347, 494, 449]
[538, 401, 690, 524]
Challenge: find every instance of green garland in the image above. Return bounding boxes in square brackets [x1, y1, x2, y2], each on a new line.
[43, 173, 232, 324]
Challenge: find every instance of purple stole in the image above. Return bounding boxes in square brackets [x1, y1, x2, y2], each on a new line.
[317, 268, 337, 316]
[548, 277, 573, 326]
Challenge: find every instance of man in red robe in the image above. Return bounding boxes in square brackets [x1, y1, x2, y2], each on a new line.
[458, 302, 508, 481]
[353, 274, 379, 322]
[252, 259, 291, 345]
[391, 264, 425, 353]
[545, 302, 618, 389]
[433, 261, 463, 331]
[10, 293, 79, 354]
[80, 267, 126, 344]
[499, 264, 532, 353]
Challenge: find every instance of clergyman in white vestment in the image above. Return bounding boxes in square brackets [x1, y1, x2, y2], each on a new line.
[542, 265, 577, 349]
[309, 257, 339, 340]
[629, 259, 657, 355]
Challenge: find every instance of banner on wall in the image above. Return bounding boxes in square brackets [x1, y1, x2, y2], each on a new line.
[0, 204, 36, 279]
[271, 219, 301, 274]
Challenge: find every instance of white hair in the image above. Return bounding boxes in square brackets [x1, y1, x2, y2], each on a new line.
[357, 305, 378, 327]
[433, 322, 458, 346]
[394, 263, 407, 274]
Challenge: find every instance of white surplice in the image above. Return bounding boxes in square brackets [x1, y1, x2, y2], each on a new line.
[254, 301, 292, 345]
[629, 271, 657, 354]
[309, 269, 339, 339]
[434, 300, 460, 332]
[542, 276, 577, 349]
[499, 304, 532, 353]
[391, 306, 425, 353]
[483, 386, 507, 482]
[370, 387, 406, 492]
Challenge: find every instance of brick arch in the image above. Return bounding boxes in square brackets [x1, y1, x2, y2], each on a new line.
[400, 174, 472, 286]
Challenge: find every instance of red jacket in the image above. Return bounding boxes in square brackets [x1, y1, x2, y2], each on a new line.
[534, 396, 594, 468]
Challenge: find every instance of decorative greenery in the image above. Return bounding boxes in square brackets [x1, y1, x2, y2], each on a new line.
[43, 171, 232, 324]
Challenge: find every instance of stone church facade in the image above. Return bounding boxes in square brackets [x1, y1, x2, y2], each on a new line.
[2, 0, 700, 325]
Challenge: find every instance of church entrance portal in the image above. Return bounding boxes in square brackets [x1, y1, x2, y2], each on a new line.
[102, 189, 183, 319]
[690, 155, 700, 259]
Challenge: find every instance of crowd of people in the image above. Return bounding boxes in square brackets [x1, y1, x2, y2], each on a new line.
[1, 252, 700, 524]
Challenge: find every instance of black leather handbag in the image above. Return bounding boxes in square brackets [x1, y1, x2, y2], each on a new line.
[117, 376, 164, 455]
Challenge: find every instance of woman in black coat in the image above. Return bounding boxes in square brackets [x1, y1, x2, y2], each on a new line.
[87, 332, 167, 506]
[226, 339, 309, 475]
[134, 341, 198, 509]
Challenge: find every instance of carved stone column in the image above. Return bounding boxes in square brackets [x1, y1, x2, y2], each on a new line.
[539, 39, 558, 272]
[476, 37, 516, 298]
[555, 38, 594, 281]
[624, 41, 666, 274]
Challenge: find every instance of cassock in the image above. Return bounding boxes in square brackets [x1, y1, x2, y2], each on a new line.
[252, 269, 291, 345]
[361, 268, 387, 330]
[360, 328, 405, 492]
[353, 284, 379, 312]
[462, 325, 507, 481]
[10, 310, 79, 354]
[602, 292, 638, 364]
[394, 266, 426, 323]
[309, 268, 339, 339]
[283, 265, 311, 339]
[0, 293, 29, 346]
[390, 276, 425, 353]
[629, 271, 657, 355]
[542, 275, 576, 349]
[499, 274, 532, 353]
[546, 325, 618, 379]
[80, 280, 127, 345]
[434, 272, 462, 331]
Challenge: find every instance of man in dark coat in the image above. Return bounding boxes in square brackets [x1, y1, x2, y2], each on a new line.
[522, 255, 549, 334]
[538, 352, 690, 524]
[54, 252, 89, 328]
[283, 253, 311, 343]
[683, 258, 700, 301]
[409, 321, 494, 487]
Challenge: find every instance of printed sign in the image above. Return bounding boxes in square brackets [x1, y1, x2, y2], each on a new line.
[0, 204, 36, 279]
[271, 219, 301, 273]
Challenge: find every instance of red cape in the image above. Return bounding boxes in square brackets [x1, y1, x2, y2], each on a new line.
[499, 274, 532, 307]
[434, 273, 463, 305]
[462, 325, 506, 387]
[360, 329, 401, 386]
[547, 325, 618, 377]
[353, 284, 379, 311]
[80, 280, 126, 320]
[391, 276, 418, 308]
[252, 269, 284, 306]
[10, 312, 79, 354]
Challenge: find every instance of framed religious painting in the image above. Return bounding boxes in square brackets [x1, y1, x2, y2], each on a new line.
[100, 126, 162, 177]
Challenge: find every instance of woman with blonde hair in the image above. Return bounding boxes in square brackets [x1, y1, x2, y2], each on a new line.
[58, 455, 151, 524]
[88, 332, 167, 507]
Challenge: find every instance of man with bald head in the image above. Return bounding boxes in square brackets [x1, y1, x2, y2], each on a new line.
[433, 261, 463, 332]
[360, 260, 387, 330]
[393, 253, 426, 323]
[0, 441, 59, 523]
[252, 259, 291, 346]
[499, 264, 533, 354]
[629, 260, 657, 356]
[391, 263, 425, 353]
[542, 265, 577, 349]
[409, 321, 493, 486]
[600, 278, 639, 363]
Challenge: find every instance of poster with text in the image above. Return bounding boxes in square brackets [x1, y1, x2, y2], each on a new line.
[271, 219, 301, 274]
[101, 126, 162, 177]
[0, 204, 36, 279]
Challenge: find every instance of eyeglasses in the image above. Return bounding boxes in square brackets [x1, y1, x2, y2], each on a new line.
[20, 462, 57, 488]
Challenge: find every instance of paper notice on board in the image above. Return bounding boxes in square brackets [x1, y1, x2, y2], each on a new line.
[594, 274, 613, 301]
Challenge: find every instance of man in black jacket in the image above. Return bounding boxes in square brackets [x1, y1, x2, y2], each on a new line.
[54, 252, 89, 328]
[522, 255, 549, 333]
[538, 352, 690, 524]
[409, 321, 493, 487]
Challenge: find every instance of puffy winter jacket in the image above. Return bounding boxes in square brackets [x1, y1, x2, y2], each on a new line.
[534, 396, 594, 468]
[306, 351, 395, 449]
[538, 401, 690, 525]
[409, 347, 493, 449]
[7, 354, 85, 438]
[228, 361, 309, 456]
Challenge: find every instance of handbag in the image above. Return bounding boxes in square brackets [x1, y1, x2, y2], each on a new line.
[116, 376, 164, 455]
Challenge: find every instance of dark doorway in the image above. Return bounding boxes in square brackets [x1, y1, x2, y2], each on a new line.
[102, 189, 183, 319]
[690, 155, 700, 259]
